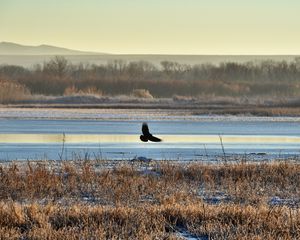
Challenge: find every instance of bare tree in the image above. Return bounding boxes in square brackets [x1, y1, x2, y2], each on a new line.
[43, 56, 69, 79]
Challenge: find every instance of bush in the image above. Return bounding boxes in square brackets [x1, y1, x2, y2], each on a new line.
[3, 57, 300, 98]
[64, 85, 102, 96]
[0, 79, 31, 103]
[131, 89, 153, 98]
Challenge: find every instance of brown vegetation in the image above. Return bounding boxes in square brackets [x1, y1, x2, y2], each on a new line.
[0, 160, 299, 239]
[64, 85, 102, 96]
[1, 57, 300, 100]
[131, 89, 153, 98]
[0, 78, 31, 104]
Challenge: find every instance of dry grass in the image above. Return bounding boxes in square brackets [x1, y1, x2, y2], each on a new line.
[0, 160, 299, 239]
[131, 89, 154, 99]
[5, 94, 300, 117]
[0, 78, 31, 104]
[1, 202, 299, 239]
[193, 106, 300, 116]
[64, 85, 102, 96]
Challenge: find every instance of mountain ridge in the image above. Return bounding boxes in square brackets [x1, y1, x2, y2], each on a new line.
[0, 42, 107, 55]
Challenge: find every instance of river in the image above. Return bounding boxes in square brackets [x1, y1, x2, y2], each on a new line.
[1, 117, 300, 161]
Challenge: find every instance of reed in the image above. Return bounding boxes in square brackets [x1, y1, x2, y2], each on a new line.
[0, 160, 299, 239]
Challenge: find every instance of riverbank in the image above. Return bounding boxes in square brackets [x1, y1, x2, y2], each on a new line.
[0, 160, 299, 239]
[2, 106, 300, 120]
[3, 95, 300, 117]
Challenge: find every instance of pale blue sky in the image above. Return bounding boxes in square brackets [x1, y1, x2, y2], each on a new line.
[1, 0, 299, 54]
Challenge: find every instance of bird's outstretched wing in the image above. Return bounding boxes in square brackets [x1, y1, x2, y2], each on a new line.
[142, 122, 150, 136]
[141, 122, 162, 142]
[148, 135, 162, 142]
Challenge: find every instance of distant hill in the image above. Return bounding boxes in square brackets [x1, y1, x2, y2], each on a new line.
[0, 42, 106, 55]
[1, 54, 299, 68]
[0, 42, 299, 67]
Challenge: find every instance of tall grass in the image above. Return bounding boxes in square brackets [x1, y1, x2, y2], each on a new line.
[0, 160, 299, 239]
[131, 89, 154, 98]
[0, 78, 31, 104]
[0, 201, 298, 239]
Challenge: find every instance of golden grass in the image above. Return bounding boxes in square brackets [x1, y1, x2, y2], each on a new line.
[0, 160, 299, 239]
[0, 78, 31, 104]
[64, 85, 102, 96]
[131, 89, 154, 99]
[0, 202, 299, 239]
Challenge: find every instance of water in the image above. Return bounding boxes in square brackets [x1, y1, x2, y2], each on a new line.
[1, 119, 300, 161]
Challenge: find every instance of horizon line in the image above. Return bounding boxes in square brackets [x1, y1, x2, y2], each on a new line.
[2, 41, 300, 56]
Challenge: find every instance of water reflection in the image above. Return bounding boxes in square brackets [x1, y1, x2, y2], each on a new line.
[1, 133, 300, 144]
[1, 119, 300, 161]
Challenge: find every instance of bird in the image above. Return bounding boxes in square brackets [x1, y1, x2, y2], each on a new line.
[140, 122, 162, 142]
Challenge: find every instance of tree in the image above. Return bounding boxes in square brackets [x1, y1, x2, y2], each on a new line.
[43, 56, 69, 79]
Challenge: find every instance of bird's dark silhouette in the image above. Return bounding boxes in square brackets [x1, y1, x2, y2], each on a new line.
[140, 122, 162, 142]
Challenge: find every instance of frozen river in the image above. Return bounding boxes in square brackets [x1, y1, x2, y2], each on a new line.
[1, 116, 300, 161]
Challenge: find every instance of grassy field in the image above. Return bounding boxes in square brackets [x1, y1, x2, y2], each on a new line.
[0, 160, 299, 239]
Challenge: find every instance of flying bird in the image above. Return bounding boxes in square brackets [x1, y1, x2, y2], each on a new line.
[140, 122, 162, 142]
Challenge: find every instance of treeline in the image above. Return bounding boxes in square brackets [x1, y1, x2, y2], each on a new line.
[1, 56, 300, 97]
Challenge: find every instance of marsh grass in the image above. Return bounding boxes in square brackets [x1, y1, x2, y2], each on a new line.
[0, 78, 31, 104]
[0, 160, 299, 239]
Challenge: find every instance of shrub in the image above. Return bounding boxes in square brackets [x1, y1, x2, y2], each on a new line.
[63, 85, 78, 96]
[132, 89, 153, 98]
[0, 78, 31, 103]
[64, 85, 102, 96]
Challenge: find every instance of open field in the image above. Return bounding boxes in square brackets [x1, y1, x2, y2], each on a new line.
[0, 160, 299, 239]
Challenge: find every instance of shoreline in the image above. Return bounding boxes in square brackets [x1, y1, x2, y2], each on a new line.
[2, 98, 300, 117]
[2, 105, 300, 120]
[0, 103, 300, 118]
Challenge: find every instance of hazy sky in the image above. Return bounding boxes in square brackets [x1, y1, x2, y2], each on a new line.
[1, 0, 300, 54]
